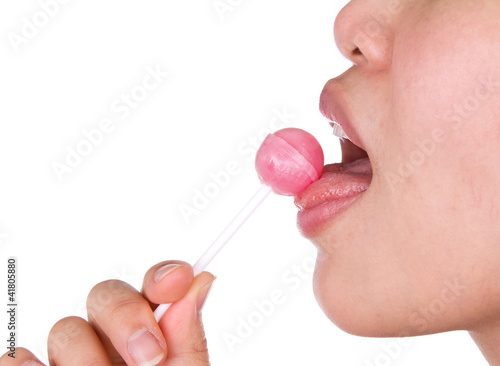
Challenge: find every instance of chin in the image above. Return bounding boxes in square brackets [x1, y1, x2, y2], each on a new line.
[312, 253, 480, 338]
[312, 255, 442, 338]
[312, 257, 389, 337]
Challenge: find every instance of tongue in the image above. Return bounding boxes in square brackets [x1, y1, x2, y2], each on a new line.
[294, 157, 372, 210]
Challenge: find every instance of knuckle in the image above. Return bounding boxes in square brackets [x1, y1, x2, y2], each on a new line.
[87, 280, 130, 315]
[48, 316, 87, 359]
[49, 316, 86, 339]
[86, 279, 148, 327]
[188, 349, 210, 365]
[178, 338, 210, 365]
[0, 347, 32, 366]
[107, 298, 145, 322]
[49, 316, 86, 337]
[84, 362, 112, 366]
[193, 336, 209, 356]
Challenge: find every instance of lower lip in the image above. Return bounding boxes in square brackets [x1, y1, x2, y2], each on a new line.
[296, 191, 365, 237]
[295, 157, 372, 237]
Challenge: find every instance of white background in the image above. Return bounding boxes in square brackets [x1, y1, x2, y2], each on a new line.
[0, 0, 487, 365]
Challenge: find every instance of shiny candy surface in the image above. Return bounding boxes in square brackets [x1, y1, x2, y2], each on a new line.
[255, 128, 324, 196]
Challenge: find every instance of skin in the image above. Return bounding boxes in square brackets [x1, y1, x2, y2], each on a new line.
[0, 262, 215, 366]
[311, 0, 500, 363]
[1, 0, 500, 364]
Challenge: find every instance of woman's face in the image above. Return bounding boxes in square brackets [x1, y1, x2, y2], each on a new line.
[303, 0, 500, 337]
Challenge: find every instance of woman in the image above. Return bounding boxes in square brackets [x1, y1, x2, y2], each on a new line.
[3, 0, 500, 364]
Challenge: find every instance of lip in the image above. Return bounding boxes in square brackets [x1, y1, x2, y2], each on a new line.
[295, 158, 372, 237]
[296, 77, 373, 237]
[319, 78, 366, 153]
[296, 193, 364, 237]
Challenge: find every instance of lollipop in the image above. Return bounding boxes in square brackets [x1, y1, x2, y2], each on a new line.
[154, 128, 324, 321]
[255, 128, 324, 195]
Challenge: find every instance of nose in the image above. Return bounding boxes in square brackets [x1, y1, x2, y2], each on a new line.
[334, 0, 398, 70]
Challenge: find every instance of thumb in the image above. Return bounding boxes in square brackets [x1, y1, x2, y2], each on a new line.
[159, 271, 215, 365]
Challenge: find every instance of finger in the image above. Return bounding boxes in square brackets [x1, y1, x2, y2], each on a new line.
[142, 261, 194, 306]
[47, 316, 112, 366]
[0, 347, 45, 366]
[159, 271, 216, 365]
[87, 280, 166, 366]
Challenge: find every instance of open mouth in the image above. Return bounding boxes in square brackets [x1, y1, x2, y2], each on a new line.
[294, 76, 376, 237]
[294, 122, 373, 236]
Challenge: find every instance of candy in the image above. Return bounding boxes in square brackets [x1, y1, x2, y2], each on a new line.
[154, 128, 324, 322]
[255, 128, 324, 195]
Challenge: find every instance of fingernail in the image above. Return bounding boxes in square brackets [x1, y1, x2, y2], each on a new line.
[22, 362, 44, 366]
[154, 263, 183, 283]
[196, 277, 216, 313]
[128, 329, 165, 366]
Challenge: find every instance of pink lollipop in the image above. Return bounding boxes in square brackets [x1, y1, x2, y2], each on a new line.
[255, 128, 324, 195]
[154, 128, 324, 321]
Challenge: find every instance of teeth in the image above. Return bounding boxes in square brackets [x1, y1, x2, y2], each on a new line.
[331, 122, 349, 140]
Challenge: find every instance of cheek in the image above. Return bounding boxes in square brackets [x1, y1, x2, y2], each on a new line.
[311, 0, 500, 338]
[387, 6, 500, 216]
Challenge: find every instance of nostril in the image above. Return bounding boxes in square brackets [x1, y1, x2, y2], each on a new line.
[334, 1, 394, 70]
[349, 46, 368, 66]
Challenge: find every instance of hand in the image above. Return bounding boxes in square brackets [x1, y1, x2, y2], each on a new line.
[0, 261, 215, 366]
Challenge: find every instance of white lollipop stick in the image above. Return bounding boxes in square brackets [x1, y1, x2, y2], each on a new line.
[154, 128, 325, 322]
[153, 185, 272, 322]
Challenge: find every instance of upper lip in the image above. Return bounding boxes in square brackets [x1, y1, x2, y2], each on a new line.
[319, 78, 367, 153]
